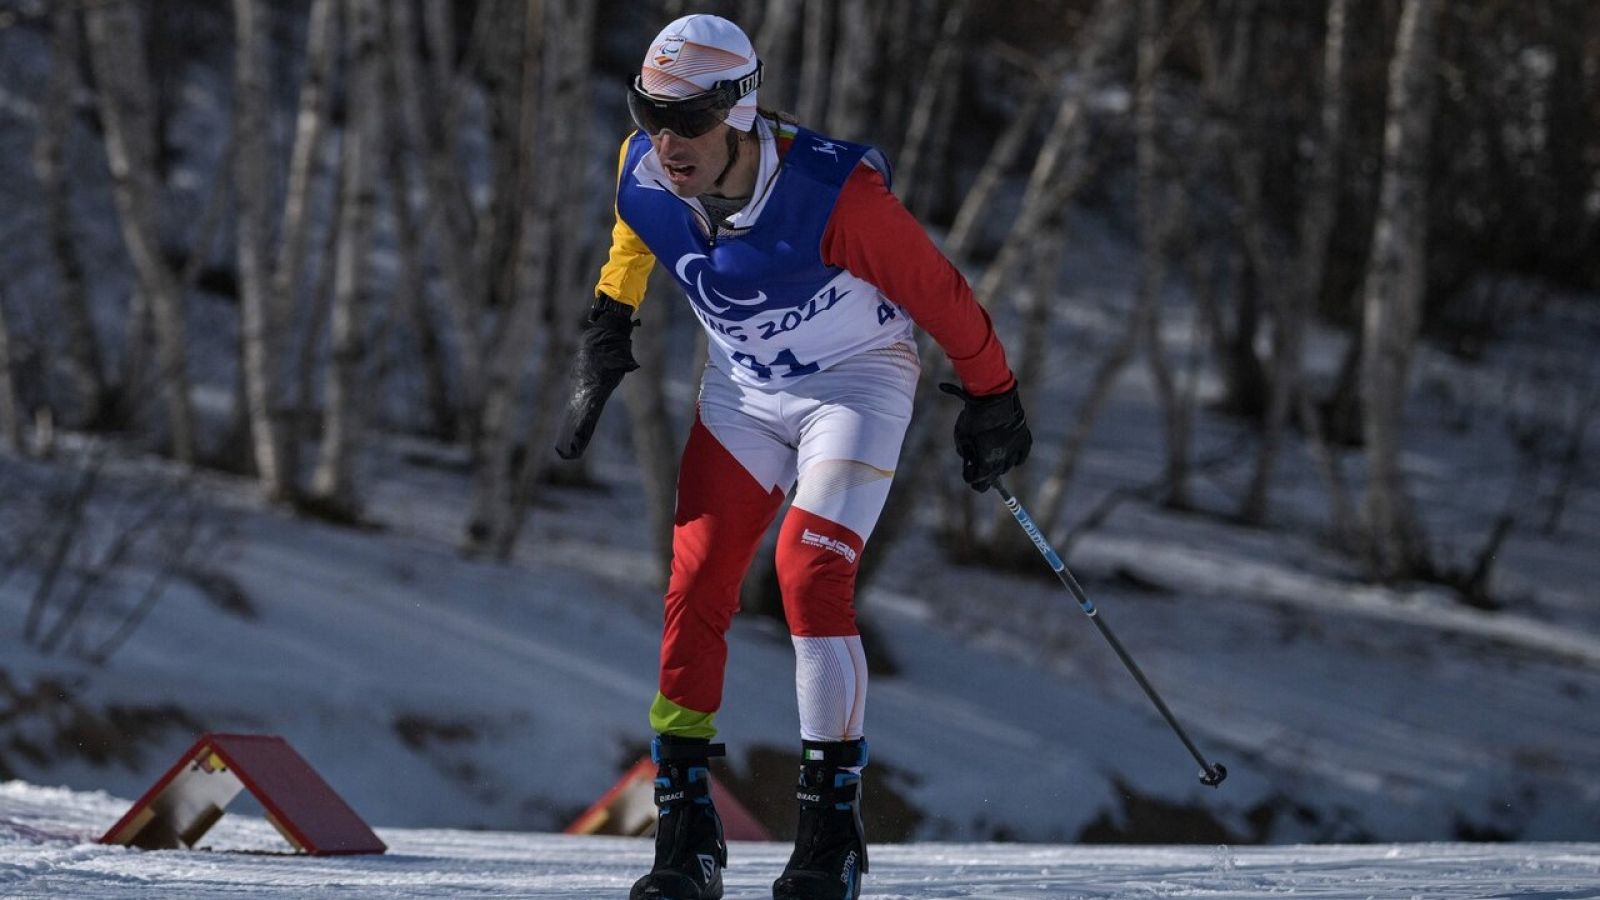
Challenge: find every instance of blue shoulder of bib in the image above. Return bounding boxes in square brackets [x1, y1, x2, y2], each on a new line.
[777, 127, 893, 194]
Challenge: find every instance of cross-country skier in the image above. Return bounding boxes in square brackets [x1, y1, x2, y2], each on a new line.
[554, 14, 1032, 900]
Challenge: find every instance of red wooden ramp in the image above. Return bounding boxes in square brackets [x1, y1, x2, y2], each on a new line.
[566, 755, 771, 841]
[99, 733, 385, 855]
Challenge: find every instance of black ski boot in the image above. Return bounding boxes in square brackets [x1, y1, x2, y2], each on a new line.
[630, 735, 728, 900]
[772, 738, 869, 900]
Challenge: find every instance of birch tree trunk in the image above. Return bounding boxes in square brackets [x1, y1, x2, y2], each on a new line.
[496, 0, 600, 560]
[1134, 0, 1190, 509]
[1000, 221, 1063, 507]
[293, 168, 345, 434]
[858, 0, 1131, 591]
[1239, 0, 1349, 527]
[423, 0, 481, 272]
[0, 288, 22, 454]
[943, 69, 1050, 260]
[1184, 0, 1267, 428]
[985, 0, 1136, 534]
[1359, 0, 1442, 580]
[375, 3, 459, 440]
[908, 26, 1108, 561]
[83, 0, 196, 463]
[477, 0, 527, 316]
[274, 0, 339, 478]
[874, 0, 918, 160]
[311, 0, 383, 520]
[973, 0, 1134, 304]
[421, 0, 466, 147]
[464, 0, 546, 554]
[1544, 0, 1594, 269]
[499, 0, 586, 539]
[795, 0, 835, 126]
[826, 0, 876, 139]
[1034, 290, 1144, 542]
[390, 0, 486, 446]
[35, 5, 108, 430]
[756, 0, 802, 112]
[386, 125, 454, 439]
[232, 0, 291, 499]
[894, 0, 970, 206]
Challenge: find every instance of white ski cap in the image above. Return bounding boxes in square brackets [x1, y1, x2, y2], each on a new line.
[640, 14, 759, 131]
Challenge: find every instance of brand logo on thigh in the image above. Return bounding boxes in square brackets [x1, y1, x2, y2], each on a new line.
[801, 528, 858, 564]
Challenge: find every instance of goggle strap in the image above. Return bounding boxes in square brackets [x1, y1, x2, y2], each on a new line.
[731, 61, 762, 98]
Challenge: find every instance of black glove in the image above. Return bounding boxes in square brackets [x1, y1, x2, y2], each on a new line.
[554, 295, 640, 460]
[938, 382, 1032, 492]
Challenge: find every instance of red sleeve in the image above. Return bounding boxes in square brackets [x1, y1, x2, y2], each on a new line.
[820, 165, 1016, 396]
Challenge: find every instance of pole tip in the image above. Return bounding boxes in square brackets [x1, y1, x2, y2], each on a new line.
[1200, 763, 1227, 787]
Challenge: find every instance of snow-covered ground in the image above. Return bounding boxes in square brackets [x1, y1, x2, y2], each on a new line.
[4, 781, 1598, 898]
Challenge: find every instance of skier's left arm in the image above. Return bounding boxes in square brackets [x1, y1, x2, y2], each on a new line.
[821, 166, 1013, 396]
[820, 166, 1032, 491]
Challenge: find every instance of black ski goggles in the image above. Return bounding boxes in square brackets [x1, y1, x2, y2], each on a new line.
[626, 62, 762, 139]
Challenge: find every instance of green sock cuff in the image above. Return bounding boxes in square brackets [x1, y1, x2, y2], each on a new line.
[649, 693, 718, 739]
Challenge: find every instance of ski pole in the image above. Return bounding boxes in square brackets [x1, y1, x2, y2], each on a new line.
[992, 478, 1227, 788]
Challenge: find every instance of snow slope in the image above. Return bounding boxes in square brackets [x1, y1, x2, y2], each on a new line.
[2, 425, 1598, 851]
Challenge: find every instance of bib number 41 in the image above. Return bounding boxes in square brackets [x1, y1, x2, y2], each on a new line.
[730, 348, 820, 380]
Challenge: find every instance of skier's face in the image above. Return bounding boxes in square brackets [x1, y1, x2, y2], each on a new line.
[651, 123, 731, 198]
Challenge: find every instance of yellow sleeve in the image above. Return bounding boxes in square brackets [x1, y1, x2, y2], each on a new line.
[594, 135, 656, 309]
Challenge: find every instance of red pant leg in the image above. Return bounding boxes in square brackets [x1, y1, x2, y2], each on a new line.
[775, 506, 865, 638]
[658, 417, 786, 719]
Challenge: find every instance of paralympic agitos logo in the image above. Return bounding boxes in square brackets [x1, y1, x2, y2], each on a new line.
[674, 252, 773, 322]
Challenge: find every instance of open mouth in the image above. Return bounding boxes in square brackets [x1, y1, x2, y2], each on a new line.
[664, 161, 696, 183]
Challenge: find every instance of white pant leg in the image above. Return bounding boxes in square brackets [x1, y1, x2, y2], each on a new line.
[695, 361, 799, 495]
[780, 342, 918, 743]
[788, 342, 919, 540]
[792, 634, 869, 742]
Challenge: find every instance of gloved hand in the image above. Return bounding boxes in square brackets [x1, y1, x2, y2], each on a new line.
[938, 381, 1032, 492]
[554, 295, 640, 460]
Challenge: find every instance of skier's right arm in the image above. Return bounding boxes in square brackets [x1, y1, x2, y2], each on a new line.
[595, 215, 655, 310]
[554, 139, 657, 460]
[596, 134, 657, 309]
